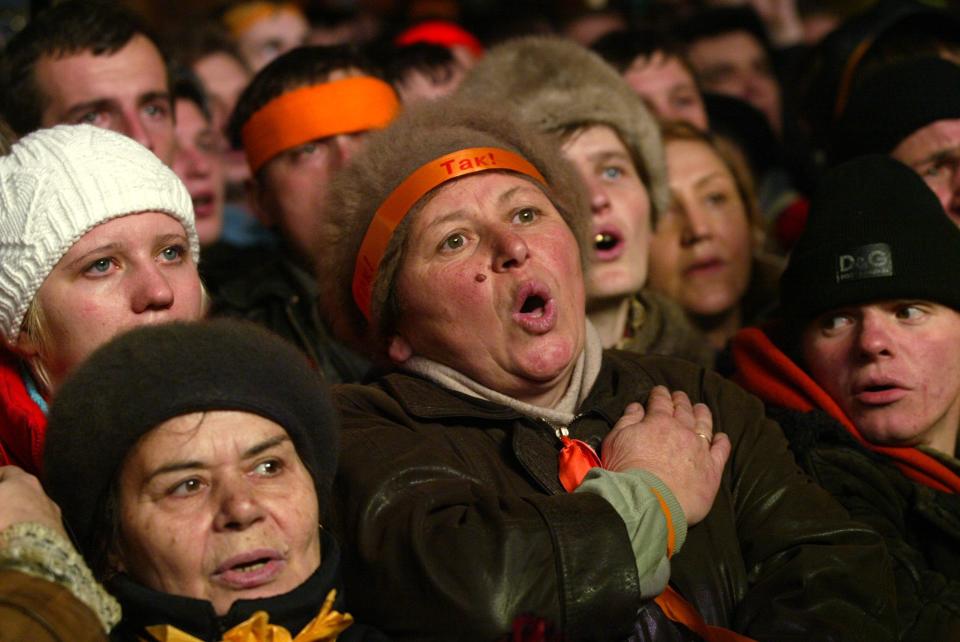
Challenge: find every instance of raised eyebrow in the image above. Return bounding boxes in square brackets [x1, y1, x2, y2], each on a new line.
[589, 150, 632, 165]
[144, 435, 290, 485]
[139, 90, 172, 106]
[62, 99, 113, 120]
[155, 233, 189, 248]
[242, 435, 290, 460]
[693, 171, 731, 190]
[65, 242, 121, 271]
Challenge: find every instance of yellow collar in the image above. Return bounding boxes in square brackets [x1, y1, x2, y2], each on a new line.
[144, 589, 353, 642]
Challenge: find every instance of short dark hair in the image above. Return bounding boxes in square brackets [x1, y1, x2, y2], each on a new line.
[675, 6, 772, 53]
[591, 28, 688, 74]
[227, 43, 378, 150]
[0, 1, 159, 135]
[381, 42, 457, 88]
[165, 21, 249, 73]
[171, 64, 213, 123]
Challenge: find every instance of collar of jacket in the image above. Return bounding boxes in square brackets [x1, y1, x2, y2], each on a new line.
[213, 248, 316, 311]
[109, 530, 348, 640]
[0, 345, 46, 474]
[378, 350, 656, 426]
[732, 325, 960, 495]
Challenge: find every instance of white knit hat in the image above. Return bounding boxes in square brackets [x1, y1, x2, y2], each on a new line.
[0, 124, 199, 344]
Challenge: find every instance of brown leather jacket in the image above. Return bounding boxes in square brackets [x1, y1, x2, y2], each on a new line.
[0, 570, 106, 642]
[332, 351, 897, 641]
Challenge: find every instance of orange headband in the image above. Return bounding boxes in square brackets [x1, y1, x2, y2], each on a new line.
[352, 147, 547, 321]
[240, 76, 400, 173]
[223, 2, 302, 37]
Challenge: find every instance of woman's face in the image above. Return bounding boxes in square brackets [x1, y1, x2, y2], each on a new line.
[17, 212, 203, 391]
[561, 125, 652, 306]
[648, 139, 752, 319]
[116, 410, 321, 616]
[389, 172, 586, 407]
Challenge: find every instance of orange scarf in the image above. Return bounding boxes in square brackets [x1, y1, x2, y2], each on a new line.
[144, 589, 353, 642]
[732, 326, 960, 494]
[559, 438, 754, 642]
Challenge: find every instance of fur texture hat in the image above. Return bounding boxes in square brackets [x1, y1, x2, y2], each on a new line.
[44, 319, 338, 564]
[455, 36, 669, 221]
[781, 155, 960, 321]
[0, 124, 198, 344]
[316, 97, 590, 357]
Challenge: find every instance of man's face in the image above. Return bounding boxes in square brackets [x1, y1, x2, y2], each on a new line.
[253, 131, 369, 266]
[802, 300, 960, 454]
[686, 31, 782, 135]
[623, 52, 709, 131]
[891, 118, 960, 227]
[34, 34, 175, 165]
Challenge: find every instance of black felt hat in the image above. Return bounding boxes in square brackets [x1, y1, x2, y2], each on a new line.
[43, 319, 338, 561]
[831, 57, 960, 164]
[781, 154, 960, 320]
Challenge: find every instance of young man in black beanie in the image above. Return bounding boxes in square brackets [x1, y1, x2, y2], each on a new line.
[833, 57, 960, 226]
[731, 154, 960, 640]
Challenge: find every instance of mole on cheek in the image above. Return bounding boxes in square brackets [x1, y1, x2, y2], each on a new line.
[475, 274, 486, 283]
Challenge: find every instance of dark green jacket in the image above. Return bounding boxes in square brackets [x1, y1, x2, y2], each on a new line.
[769, 405, 960, 641]
[200, 242, 369, 384]
[332, 351, 896, 641]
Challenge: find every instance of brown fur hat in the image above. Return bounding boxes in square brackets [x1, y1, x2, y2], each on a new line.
[316, 97, 590, 357]
[455, 36, 669, 221]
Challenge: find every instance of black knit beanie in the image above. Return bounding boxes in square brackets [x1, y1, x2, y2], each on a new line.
[781, 154, 960, 321]
[43, 319, 338, 562]
[831, 57, 960, 164]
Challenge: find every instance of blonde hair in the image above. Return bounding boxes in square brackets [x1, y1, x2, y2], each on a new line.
[19, 298, 53, 394]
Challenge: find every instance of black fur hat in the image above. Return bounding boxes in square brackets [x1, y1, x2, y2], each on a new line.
[43, 319, 338, 563]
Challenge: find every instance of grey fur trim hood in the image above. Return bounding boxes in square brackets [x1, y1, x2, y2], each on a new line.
[456, 36, 669, 221]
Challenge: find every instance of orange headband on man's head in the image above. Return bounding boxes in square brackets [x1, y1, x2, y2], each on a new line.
[352, 147, 547, 321]
[240, 76, 400, 173]
[222, 1, 302, 37]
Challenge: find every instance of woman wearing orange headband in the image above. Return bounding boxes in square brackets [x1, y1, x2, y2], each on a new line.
[315, 98, 896, 640]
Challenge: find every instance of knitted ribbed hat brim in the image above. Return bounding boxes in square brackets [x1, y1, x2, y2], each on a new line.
[44, 320, 337, 561]
[0, 125, 198, 343]
[781, 154, 960, 320]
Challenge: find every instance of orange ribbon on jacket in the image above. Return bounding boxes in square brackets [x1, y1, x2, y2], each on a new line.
[351, 146, 546, 320]
[559, 434, 755, 642]
[240, 76, 400, 174]
[144, 589, 353, 642]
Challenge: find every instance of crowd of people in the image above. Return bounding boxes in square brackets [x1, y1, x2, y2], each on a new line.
[0, 0, 959, 640]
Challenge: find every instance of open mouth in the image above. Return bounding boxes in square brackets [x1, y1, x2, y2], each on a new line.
[593, 228, 624, 260]
[192, 193, 215, 217]
[854, 382, 908, 405]
[513, 282, 557, 334]
[520, 293, 547, 316]
[213, 550, 284, 589]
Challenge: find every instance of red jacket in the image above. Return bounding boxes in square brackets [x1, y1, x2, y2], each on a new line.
[731, 326, 960, 495]
[0, 347, 46, 475]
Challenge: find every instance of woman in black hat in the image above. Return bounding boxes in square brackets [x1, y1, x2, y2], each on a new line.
[41, 320, 385, 641]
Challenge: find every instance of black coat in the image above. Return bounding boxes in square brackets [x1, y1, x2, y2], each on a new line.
[768, 405, 960, 641]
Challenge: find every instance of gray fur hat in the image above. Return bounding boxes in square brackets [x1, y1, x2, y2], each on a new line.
[456, 36, 669, 221]
[316, 97, 590, 357]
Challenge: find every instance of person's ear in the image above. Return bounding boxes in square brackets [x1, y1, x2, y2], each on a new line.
[12, 329, 39, 358]
[245, 176, 276, 228]
[387, 334, 413, 364]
